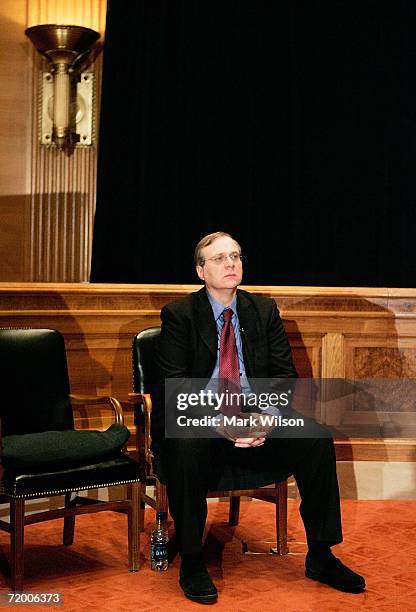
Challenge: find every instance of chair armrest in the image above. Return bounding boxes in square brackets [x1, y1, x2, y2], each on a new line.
[128, 393, 153, 474]
[128, 392, 143, 403]
[69, 394, 124, 426]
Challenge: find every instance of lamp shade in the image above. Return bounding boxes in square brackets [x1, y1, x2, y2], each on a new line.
[25, 24, 100, 65]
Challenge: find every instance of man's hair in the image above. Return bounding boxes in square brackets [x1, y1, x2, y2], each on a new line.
[194, 231, 241, 266]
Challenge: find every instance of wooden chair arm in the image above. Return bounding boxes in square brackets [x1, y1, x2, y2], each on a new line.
[69, 394, 124, 425]
[128, 392, 142, 403]
[127, 392, 153, 474]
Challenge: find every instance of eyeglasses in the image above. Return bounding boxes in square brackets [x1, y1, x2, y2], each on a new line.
[202, 252, 243, 266]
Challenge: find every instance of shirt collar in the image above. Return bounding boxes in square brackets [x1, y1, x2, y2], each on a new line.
[206, 289, 237, 321]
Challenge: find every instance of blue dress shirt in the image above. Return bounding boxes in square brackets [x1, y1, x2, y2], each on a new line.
[205, 290, 251, 395]
[205, 289, 280, 417]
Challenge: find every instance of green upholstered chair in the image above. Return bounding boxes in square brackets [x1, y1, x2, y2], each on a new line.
[0, 328, 142, 591]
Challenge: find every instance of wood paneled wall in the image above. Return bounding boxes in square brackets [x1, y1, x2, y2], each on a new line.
[0, 0, 106, 282]
[1, 283, 415, 462]
[0, 0, 31, 280]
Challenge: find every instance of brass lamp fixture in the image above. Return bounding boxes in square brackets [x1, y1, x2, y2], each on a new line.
[25, 24, 100, 150]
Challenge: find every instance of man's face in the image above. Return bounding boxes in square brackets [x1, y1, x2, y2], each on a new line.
[196, 236, 243, 291]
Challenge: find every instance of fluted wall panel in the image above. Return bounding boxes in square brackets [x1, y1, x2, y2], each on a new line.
[26, 0, 105, 281]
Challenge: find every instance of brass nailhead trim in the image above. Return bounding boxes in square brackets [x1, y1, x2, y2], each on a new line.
[3, 477, 141, 499]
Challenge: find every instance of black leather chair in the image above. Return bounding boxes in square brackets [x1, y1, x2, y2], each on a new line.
[130, 327, 288, 555]
[0, 329, 142, 591]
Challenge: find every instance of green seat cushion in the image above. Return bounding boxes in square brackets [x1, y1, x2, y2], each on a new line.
[1, 424, 131, 471]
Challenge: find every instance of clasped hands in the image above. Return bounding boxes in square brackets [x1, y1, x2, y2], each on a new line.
[233, 436, 265, 448]
[215, 411, 275, 448]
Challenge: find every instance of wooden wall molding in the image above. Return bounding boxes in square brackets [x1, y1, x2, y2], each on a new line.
[1, 283, 416, 461]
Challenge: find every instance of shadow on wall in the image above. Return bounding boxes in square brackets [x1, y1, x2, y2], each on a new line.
[0, 195, 27, 281]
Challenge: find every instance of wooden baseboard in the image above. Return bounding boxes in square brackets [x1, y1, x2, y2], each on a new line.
[335, 438, 416, 461]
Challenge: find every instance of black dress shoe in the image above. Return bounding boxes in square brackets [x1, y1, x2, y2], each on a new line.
[179, 558, 218, 604]
[305, 552, 365, 593]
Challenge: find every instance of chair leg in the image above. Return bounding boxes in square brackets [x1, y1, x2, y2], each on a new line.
[139, 483, 146, 532]
[10, 498, 24, 592]
[156, 480, 169, 514]
[128, 483, 140, 572]
[228, 496, 240, 526]
[63, 493, 75, 546]
[275, 481, 288, 555]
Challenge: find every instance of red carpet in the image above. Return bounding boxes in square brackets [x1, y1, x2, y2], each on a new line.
[0, 500, 415, 611]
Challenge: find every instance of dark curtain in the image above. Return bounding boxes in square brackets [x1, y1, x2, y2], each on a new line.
[91, 1, 416, 286]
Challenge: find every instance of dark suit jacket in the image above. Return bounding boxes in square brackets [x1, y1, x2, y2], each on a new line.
[151, 287, 298, 448]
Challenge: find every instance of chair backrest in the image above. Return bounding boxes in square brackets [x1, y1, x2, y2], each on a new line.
[0, 329, 74, 436]
[132, 327, 161, 395]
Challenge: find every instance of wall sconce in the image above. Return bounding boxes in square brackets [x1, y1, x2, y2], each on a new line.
[25, 24, 100, 150]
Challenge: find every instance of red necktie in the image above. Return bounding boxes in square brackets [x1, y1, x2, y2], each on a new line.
[219, 308, 241, 416]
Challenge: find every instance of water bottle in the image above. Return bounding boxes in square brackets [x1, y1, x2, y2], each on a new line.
[150, 511, 169, 571]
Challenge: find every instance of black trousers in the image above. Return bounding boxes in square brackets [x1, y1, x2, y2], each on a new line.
[162, 419, 343, 556]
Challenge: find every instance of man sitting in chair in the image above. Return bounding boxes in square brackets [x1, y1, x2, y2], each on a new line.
[152, 231, 365, 604]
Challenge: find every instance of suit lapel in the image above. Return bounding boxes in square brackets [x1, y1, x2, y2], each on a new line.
[236, 290, 258, 376]
[193, 288, 259, 372]
[193, 288, 217, 358]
